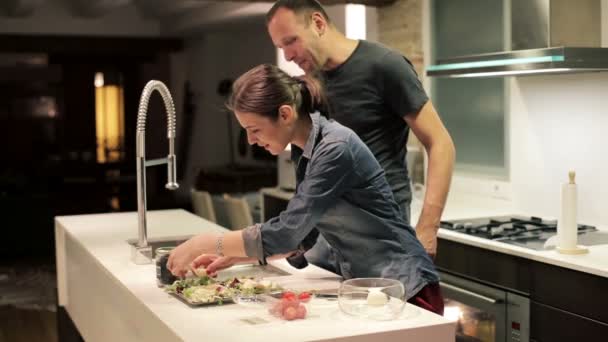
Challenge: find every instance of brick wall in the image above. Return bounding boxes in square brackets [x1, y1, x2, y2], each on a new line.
[377, 0, 424, 76]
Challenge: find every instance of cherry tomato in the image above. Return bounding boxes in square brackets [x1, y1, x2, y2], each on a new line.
[296, 305, 307, 319]
[298, 292, 311, 303]
[282, 291, 297, 301]
[283, 306, 298, 321]
[282, 297, 300, 309]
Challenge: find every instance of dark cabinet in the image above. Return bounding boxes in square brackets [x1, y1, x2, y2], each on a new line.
[437, 238, 608, 341]
[530, 301, 608, 342]
[529, 261, 608, 325]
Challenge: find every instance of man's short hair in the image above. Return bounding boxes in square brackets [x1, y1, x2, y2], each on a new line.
[266, 0, 332, 25]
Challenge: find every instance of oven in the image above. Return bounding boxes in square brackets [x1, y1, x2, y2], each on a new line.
[440, 271, 529, 342]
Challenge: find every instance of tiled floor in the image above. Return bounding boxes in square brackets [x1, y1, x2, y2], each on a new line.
[0, 258, 57, 342]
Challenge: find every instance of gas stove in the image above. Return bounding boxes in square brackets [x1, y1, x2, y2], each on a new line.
[440, 215, 598, 250]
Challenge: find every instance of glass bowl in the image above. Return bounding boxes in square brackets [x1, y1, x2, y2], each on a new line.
[338, 278, 406, 320]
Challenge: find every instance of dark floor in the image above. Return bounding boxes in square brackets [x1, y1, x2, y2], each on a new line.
[0, 257, 58, 342]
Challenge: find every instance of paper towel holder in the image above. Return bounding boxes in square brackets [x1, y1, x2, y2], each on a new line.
[556, 171, 589, 255]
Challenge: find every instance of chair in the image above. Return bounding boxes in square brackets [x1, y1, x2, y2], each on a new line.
[212, 194, 254, 230]
[190, 189, 217, 223]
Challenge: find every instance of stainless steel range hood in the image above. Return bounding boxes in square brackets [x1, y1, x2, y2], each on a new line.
[427, 0, 608, 77]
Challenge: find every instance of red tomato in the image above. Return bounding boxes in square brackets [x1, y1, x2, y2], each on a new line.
[296, 304, 307, 319]
[298, 292, 311, 303]
[282, 291, 297, 300]
[281, 297, 300, 309]
[283, 306, 298, 321]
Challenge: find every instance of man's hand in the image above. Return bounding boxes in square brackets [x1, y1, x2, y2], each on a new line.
[192, 254, 238, 277]
[416, 224, 438, 259]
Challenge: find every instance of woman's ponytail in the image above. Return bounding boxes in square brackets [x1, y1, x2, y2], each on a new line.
[227, 64, 330, 121]
[294, 75, 330, 118]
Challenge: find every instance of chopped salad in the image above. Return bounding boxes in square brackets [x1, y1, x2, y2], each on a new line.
[165, 275, 282, 305]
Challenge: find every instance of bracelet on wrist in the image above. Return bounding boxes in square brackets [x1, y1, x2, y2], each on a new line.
[215, 233, 225, 256]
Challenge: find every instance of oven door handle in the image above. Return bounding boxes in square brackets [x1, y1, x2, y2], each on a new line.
[441, 282, 504, 304]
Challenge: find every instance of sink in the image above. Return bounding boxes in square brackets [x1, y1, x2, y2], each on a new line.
[126, 236, 191, 262]
[125, 237, 291, 279]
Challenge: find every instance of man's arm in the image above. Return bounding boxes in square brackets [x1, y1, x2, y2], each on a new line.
[404, 100, 455, 258]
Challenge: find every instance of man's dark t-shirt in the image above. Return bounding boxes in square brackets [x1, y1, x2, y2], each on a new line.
[321, 40, 429, 223]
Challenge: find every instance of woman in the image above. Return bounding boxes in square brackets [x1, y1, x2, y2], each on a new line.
[167, 64, 443, 315]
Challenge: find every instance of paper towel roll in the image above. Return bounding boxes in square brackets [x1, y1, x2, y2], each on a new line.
[557, 176, 577, 250]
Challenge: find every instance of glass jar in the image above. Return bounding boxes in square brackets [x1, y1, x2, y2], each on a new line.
[155, 247, 177, 287]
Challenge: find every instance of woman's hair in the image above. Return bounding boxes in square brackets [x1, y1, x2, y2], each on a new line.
[226, 63, 328, 121]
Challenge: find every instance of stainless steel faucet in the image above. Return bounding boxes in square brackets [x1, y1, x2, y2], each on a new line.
[132, 80, 179, 264]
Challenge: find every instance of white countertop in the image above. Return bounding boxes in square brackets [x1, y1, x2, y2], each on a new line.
[418, 193, 608, 278]
[55, 209, 454, 342]
[262, 187, 608, 279]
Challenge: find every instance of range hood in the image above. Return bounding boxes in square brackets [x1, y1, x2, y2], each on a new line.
[427, 0, 608, 77]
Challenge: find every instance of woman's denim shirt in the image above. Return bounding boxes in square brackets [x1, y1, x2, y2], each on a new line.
[242, 113, 439, 299]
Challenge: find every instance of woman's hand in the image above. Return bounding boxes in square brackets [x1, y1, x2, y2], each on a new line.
[167, 235, 210, 277]
[167, 231, 248, 277]
[192, 254, 238, 277]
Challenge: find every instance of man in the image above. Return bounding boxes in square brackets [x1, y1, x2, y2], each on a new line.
[266, 0, 455, 259]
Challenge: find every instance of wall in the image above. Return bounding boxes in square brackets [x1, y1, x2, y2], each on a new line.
[509, 73, 608, 225]
[172, 20, 276, 199]
[377, 0, 424, 75]
[0, 0, 161, 36]
[604, 0, 608, 47]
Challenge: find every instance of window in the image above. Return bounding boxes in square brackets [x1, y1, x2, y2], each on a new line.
[430, 0, 508, 179]
[94, 71, 125, 164]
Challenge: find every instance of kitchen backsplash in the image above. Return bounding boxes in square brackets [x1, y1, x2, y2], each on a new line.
[509, 72, 608, 226]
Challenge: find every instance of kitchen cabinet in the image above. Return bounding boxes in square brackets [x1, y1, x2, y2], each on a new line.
[436, 239, 608, 341]
[194, 166, 276, 195]
[260, 187, 294, 221]
[530, 301, 608, 342]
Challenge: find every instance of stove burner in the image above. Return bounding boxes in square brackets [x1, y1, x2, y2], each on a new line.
[439, 215, 597, 250]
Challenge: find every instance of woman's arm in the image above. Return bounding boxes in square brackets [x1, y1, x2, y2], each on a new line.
[192, 252, 297, 276]
[167, 230, 297, 277]
[167, 231, 247, 277]
[169, 137, 355, 277]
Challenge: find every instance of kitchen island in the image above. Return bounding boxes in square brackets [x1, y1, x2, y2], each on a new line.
[55, 209, 455, 342]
